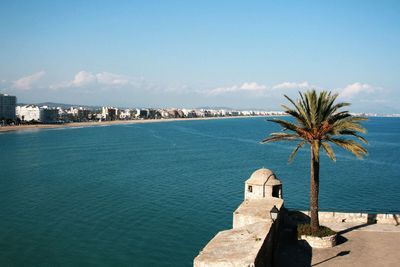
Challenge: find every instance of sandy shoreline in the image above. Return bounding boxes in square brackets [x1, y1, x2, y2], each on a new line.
[0, 116, 259, 133]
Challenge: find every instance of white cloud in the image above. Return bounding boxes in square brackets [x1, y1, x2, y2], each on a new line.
[206, 82, 267, 96]
[96, 72, 131, 86]
[71, 71, 97, 87]
[339, 82, 376, 98]
[51, 71, 138, 89]
[239, 82, 267, 91]
[205, 81, 317, 96]
[13, 71, 45, 90]
[272, 81, 311, 90]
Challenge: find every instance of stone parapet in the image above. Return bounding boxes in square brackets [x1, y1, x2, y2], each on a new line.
[300, 211, 400, 225]
[233, 198, 284, 229]
[194, 222, 272, 267]
[194, 168, 284, 267]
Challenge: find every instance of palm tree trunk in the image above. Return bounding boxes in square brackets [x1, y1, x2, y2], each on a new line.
[310, 143, 320, 234]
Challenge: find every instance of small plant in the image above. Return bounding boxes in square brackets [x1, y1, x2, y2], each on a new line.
[297, 223, 336, 238]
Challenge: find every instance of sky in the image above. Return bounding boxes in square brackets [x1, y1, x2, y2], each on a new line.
[0, 0, 399, 113]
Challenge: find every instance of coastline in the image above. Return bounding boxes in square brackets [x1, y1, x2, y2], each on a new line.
[0, 116, 259, 133]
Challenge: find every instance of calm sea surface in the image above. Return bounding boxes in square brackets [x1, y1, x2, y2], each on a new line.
[0, 117, 399, 266]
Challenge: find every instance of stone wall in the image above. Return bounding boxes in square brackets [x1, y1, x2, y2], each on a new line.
[194, 202, 283, 267]
[233, 198, 284, 229]
[244, 184, 274, 200]
[194, 222, 273, 267]
[194, 168, 284, 267]
[300, 211, 400, 225]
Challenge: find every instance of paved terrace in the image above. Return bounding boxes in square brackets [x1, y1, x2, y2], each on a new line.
[276, 222, 400, 267]
[194, 222, 272, 267]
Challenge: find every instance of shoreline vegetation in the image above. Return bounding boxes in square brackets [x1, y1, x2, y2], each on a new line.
[0, 116, 265, 133]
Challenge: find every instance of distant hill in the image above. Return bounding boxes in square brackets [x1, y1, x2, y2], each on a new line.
[15, 102, 271, 111]
[196, 106, 270, 111]
[195, 106, 235, 110]
[17, 102, 102, 110]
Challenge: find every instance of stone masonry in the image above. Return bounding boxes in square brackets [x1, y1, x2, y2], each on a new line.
[194, 168, 284, 267]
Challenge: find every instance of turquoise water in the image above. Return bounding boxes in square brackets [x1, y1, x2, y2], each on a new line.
[0, 117, 399, 266]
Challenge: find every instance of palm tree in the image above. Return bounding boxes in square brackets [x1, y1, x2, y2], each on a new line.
[262, 90, 368, 234]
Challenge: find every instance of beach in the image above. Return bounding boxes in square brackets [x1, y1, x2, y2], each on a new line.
[0, 116, 253, 133]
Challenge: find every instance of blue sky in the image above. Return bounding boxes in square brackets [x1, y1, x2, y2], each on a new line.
[1, 0, 399, 113]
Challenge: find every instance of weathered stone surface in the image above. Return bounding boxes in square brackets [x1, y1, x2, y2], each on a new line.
[300, 211, 400, 225]
[311, 231, 400, 266]
[194, 168, 284, 267]
[244, 168, 283, 200]
[375, 213, 400, 225]
[299, 234, 337, 248]
[276, 223, 400, 267]
[194, 222, 272, 267]
[233, 198, 284, 229]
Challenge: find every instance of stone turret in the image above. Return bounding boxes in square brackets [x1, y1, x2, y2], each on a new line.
[194, 168, 284, 267]
[245, 168, 283, 200]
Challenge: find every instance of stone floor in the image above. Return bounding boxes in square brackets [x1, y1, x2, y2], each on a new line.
[275, 222, 400, 267]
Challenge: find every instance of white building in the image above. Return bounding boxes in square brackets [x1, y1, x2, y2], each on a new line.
[181, 109, 190, 117]
[119, 109, 131, 120]
[101, 107, 118, 120]
[67, 107, 79, 116]
[16, 105, 59, 123]
[134, 108, 141, 118]
[16, 105, 40, 122]
[160, 109, 170, 118]
[195, 110, 205, 117]
[219, 109, 227, 116]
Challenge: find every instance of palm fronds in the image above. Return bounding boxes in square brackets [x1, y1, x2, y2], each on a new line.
[262, 89, 368, 162]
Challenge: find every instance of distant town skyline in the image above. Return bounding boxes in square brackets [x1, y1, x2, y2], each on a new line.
[1, 1, 399, 113]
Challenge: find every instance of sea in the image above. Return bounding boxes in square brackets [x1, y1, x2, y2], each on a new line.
[0, 117, 399, 266]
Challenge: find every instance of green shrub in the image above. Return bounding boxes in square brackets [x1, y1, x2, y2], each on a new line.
[297, 224, 336, 238]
